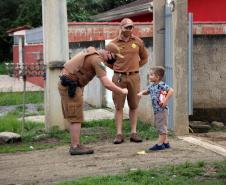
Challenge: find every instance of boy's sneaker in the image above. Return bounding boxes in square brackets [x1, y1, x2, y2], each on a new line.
[145, 144, 165, 152]
[69, 145, 94, 155]
[163, 142, 170, 149]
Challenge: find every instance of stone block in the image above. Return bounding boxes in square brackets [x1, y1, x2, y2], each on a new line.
[0, 132, 21, 144]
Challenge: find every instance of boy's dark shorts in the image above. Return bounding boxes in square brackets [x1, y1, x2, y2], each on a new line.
[154, 111, 168, 134]
[112, 73, 140, 110]
[58, 82, 84, 123]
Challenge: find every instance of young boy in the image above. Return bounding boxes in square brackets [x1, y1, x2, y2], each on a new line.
[137, 66, 173, 151]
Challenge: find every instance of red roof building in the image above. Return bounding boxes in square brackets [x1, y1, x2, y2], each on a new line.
[93, 0, 226, 23]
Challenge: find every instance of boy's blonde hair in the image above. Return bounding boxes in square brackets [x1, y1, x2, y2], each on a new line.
[150, 66, 165, 80]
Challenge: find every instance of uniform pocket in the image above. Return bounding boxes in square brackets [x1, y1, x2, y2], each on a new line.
[112, 74, 118, 83]
[67, 102, 82, 117]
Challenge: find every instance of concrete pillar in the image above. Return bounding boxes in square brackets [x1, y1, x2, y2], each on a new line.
[18, 35, 24, 80]
[153, 0, 166, 66]
[42, 0, 69, 130]
[18, 36, 24, 66]
[149, 0, 166, 124]
[172, 0, 189, 135]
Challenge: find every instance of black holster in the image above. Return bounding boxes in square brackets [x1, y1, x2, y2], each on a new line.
[60, 75, 78, 97]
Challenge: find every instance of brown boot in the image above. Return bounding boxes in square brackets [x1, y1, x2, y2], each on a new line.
[113, 134, 124, 144]
[69, 144, 94, 155]
[130, 133, 143, 143]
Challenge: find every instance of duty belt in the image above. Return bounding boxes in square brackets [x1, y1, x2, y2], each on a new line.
[114, 71, 139, 75]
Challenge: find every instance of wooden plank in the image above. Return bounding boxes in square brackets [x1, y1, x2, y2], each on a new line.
[178, 136, 226, 157]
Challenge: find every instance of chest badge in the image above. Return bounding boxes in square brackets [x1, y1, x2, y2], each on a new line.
[131, 43, 137, 48]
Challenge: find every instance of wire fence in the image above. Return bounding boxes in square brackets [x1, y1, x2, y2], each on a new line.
[0, 63, 46, 135]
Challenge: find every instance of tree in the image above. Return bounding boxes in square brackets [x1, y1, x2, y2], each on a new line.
[66, 0, 137, 21]
[0, 0, 42, 62]
[0, 0, 136, 61]
[0, 0, 21, 61]
[67, 0, 92, 22]
[14, 0, 42, 27]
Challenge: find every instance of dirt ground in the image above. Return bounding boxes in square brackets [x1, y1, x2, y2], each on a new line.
[0, 135, 226, 185]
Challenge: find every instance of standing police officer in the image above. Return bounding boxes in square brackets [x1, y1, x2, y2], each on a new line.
[58, 43, 128, 155]
[106, 18, 148, 144]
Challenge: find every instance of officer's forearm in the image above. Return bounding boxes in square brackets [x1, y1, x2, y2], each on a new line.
[139, 47, 148, 67]
[100, 76, 124, 94]
[139, 58, 148, 67]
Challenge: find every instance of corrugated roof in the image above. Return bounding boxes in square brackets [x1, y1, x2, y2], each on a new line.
[107, 0, 153, 12]
[92, 0, 153, 21]
[7, 25, 32, 34]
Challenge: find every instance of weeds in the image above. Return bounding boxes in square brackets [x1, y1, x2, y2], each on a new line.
[56, 160, 226, 185]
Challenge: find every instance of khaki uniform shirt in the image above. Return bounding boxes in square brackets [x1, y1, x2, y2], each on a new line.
[75, 54, 106, 87]
[63, 48, 106, 87]
[109, 34, 148, 72]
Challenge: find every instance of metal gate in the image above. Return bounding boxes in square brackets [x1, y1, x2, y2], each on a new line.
[164, 4, 174, 129]
[165, 4, 193, 129]
[188, 13, 193, 116]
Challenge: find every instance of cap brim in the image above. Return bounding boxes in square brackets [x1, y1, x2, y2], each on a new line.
[122, 23, 134, 27]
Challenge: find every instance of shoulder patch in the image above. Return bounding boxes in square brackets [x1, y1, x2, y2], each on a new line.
[98, 61, 106, 71]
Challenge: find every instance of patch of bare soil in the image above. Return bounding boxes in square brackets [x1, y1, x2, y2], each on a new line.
[38, 138, 60, 145]
[0, 137, 225, 185]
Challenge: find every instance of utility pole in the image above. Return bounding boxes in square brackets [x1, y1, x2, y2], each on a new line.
[42, 0, 69, 130]
[171, 0, 189, 134]
[153, 0, 189, 135]
[153, 0, 166, 66]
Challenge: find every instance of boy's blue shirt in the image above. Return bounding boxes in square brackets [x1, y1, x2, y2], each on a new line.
[147, 81, 170, 113]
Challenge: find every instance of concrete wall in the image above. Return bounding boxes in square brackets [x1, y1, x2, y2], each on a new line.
[193, 35, 226, 108]
[191, 35, 226, 123]
[137, 38, 154, 123]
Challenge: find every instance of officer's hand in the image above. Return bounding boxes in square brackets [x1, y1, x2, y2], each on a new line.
[121, 88, 128, 95]
[137, 92, 143, 97]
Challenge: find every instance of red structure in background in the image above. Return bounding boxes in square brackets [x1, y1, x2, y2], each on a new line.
[113, 13, 153, 22]
[13, 44, 44, 88]
[188, 0, 226, 22]
[94, 0, 226, 23]
[12, 22, 152, 88]
[10, 0, 226, 88]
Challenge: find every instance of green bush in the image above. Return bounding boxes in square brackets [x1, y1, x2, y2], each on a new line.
[0, 62, 8, 75]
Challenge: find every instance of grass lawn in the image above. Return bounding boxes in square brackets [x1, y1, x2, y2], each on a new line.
[0, 91, 158, 153]
[0, 109, 159, 153]
[0, 91, 44, 106]
[56, 160, 226, 185]
[0, 62, 8, 75]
